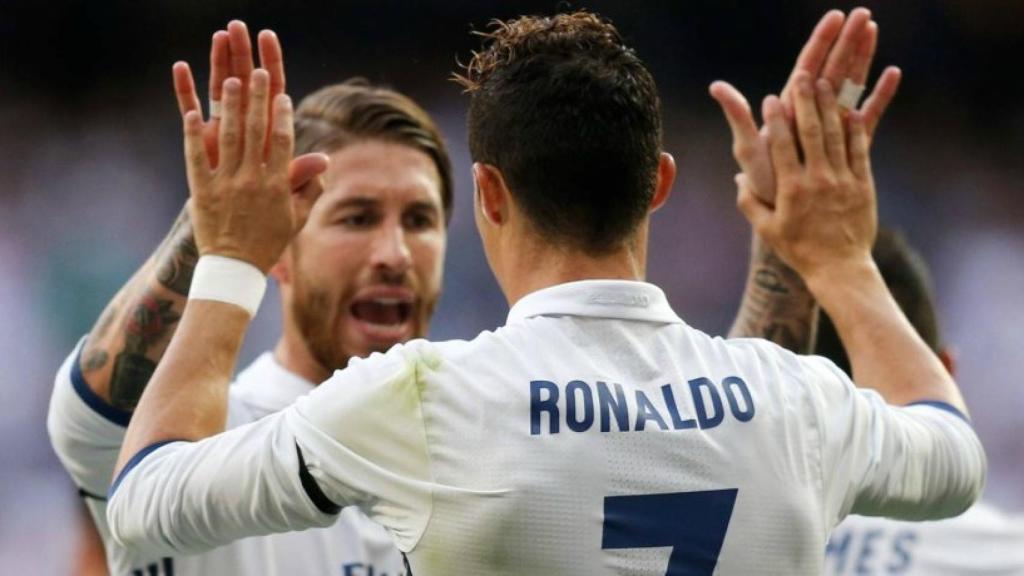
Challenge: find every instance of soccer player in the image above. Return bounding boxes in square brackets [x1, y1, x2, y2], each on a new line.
[47, 22, 451, 575]
[107, 10, 984, 576]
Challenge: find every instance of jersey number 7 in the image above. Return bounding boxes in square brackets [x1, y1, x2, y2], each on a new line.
[602, 489, 738, 575]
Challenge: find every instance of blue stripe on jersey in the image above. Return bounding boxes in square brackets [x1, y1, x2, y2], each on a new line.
[71, 340, 133, 427]
[904, 400, 970, 423]
[108, 439, 185, 498]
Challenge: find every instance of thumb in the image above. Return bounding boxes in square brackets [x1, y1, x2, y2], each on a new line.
[735, 173, 774, 237]
[288, 153, 329, 192]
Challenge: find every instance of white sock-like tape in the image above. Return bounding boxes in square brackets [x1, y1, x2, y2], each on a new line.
[189, 255, 267, 317]
[837, 79, 866, 110]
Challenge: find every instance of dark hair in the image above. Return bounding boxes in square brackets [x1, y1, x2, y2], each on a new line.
[294, 78, 454, 223]
[455, 11, 662, 254]
[814, 228, 943, 375]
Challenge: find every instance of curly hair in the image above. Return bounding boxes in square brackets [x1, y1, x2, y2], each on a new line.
[455, 11, 662, 254]
[295, 78, 454, 224]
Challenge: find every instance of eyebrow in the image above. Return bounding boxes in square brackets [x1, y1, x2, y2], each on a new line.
[323, 196, 441, 215]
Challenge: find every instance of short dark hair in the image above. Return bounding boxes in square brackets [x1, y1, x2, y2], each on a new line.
[294, 78, 454, 223]
[455, 11, 662, 254]
[814, 228, 943, 375]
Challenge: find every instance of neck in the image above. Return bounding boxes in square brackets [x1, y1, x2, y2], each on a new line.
[499, 234, 647, 306]
[273, 297, 332, 385]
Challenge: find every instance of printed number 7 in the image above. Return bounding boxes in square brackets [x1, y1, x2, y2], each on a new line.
[602, 489, 738, 576]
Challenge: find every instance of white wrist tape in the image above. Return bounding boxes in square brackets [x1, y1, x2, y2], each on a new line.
[189, 255, 267, 317]
[837, 79, 866, 110]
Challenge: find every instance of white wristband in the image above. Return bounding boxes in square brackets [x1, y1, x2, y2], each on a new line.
[189, 255, 267, 317]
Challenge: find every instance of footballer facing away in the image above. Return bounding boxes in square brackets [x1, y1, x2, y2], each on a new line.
[49, 11, 889, 576]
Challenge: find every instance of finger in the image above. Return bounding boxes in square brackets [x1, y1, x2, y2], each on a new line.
[848, 21, 878, 86]
[847, 110, 872, 181]
[709, 82, 761, 173]
[267, 94, 295, 177]
[209, 31, 230, 109]
[709, 81, 776, 204]
[780, 10, 845, 101]
[258, 30, 286, 99]
[227, 20, 255, 84]
[291, 164, 325, 232]
[816, 79, 847, 171]
[243, 69, 271, 166]
[288, 153, 330, 191]
[183, 111, 212, 188]
[172, 61, 202, 118]
[861, 66, 902, 138]
[764, 95, 801, 177]
[218, 78, 244, 172]
[791, 72, 828, 169]
[735, 173, 774, 235]
[821, 8, 872, 88]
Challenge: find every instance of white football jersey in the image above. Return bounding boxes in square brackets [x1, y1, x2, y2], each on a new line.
[48, 343, 405, 576]
[825, 501, 1024, 575]
[106, 280, 986, 575]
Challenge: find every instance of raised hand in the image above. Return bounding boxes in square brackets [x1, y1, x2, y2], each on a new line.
[183, 68, 302, 273]
[710, 8, 901, 205]
[737, 72, 876, 281]
[170, 21, 323, 191]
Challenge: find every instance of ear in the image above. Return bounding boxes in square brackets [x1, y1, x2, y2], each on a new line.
[938, 346, 957, 377]
[649, 152, 677, 213]
[473, 162, 510, 226]
[269, 247, 292, 284]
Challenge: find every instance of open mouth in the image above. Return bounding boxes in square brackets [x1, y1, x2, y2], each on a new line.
[350, 298, 413, 327]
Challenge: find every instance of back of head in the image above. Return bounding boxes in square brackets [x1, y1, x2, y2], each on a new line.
[294, 78, 454, 223]
[456, 11, 662, 254]
[814, 228, 943, 374]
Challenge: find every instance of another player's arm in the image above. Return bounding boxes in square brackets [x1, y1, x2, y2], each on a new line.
[722, 9, 895, 351]
[744, 73, 983, 518]
[750, 72, 967, 412]
[77, 208, 196, 411]
[108, 50, 341, 556]
[729, 237, 817, 351]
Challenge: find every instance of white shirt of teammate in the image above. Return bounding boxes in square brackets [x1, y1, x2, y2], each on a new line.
[105, 280, 985, 575]
[48, 343, 406, 576]
[825, 501, 1024, 575]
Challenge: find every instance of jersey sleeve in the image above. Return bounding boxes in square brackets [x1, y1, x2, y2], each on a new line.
[106, 341, 435, 558]
[803, 355, 987, 528]
[47, 337, 132, 500]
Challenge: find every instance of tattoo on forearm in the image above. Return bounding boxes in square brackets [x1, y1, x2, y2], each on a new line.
[156, 235, 198, 296]
[80, 302, 120, 373]
[109, 295, 182, 410]
[732, 248, 818, 353]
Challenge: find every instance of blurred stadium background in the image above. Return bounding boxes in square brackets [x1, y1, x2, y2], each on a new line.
[1, 0, 1021, 571]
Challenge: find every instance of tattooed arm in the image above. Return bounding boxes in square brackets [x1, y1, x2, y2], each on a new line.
[78, 205, 196, 410]
[729, 236, 819, 353]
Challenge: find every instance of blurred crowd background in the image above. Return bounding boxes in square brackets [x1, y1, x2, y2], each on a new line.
[2, 0, 1021, 572]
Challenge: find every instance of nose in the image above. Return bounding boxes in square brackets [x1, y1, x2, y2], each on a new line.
[370, 222, 412, 274]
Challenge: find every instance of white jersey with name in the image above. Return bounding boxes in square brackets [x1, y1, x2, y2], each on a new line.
[106, 280, 986, 575]
[48, 343, 405, 576]
[825, 501, 1024, 575]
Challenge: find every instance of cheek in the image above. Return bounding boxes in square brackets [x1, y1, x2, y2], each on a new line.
[298, 233, 372, 293]
[412, 233, 447, 292]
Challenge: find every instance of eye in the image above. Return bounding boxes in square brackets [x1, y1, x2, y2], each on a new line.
[404, 210, 438, 231]
[336, 211, 378, 228]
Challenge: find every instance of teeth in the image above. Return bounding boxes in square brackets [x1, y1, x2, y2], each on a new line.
[372, 298, 406, 305]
